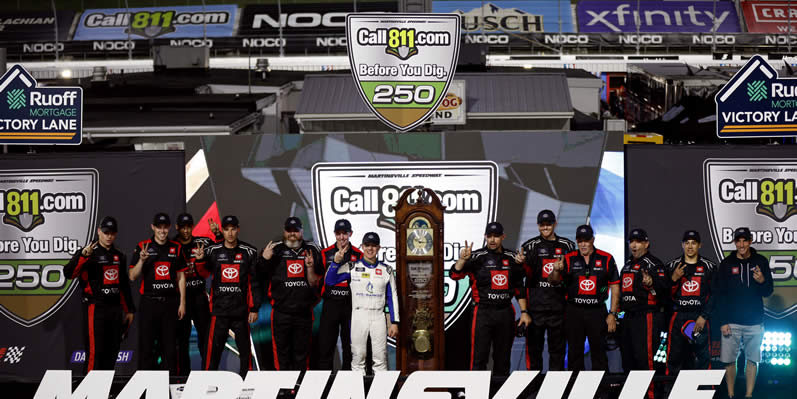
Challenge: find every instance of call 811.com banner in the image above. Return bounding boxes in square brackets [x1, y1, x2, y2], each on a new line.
[626, 145, 797, 328]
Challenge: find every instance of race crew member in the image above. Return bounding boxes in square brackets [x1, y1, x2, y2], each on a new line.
[451, 222, 531, 376]
[714, 228, 774, 399]
[172, 213, 215, 376]
[325, 232, 398, 374]
[64, 216, 135, 372]
[520, 210, 575, 372]
[665, 230, 717, 376]
[318, 219, 363, 370]
[259, 216, 323, 370]
[549, 224, 619, 371]
[128, 213, 187, 374]
[194, 215, 261, 376]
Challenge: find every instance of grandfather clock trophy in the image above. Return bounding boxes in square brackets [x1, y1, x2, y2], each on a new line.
[395, 187, 445, 373]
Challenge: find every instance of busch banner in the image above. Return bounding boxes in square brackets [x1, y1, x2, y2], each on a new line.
[433, 1, 575, 33]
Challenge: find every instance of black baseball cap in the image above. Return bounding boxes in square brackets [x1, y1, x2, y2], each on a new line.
[537, 210, 556, 224]
[99, 216, 118, 233]
[628, 228, 648, 242]
[362, 232, 380, 245]
[334, 219, 352, 233]
[221, 215, 239, 228]
[485, 222, 504, 235]
[284, 216, 302, 231]
[682, 230, 701, 243]
[176, 213, 194, 227]
[733, 227, 752, 241]
[576, 224, 594, 241]
[152, 212, 171, 226]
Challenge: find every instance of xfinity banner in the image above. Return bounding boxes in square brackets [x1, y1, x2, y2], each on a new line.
[0, 11, 74, 41]
[742, 1, 797, 33]
[433, 1, 575, 33]
[73, 5, 236, 40]
[238, 2, 397, 36]
[576, 0, 741, 33]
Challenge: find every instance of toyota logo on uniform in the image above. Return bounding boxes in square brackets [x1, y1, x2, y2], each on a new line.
[222, 267, 239, 280]
[235, 253, 243, 260]
[623, 276, 633, 289]
[155, 265, 170, 277]
[682, 280, 700, 293]
[104, 269, 118, 281]
[542, 262, 555, 276]
[287, 260, 305, 278]
[221, 264, 240, 283]
[580, 279, 595, 291]
[491, 273, 508, 288]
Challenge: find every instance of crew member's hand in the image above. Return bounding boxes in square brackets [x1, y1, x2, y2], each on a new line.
[193, 243, 205, 260]
[641, 270, 653, 287]
[124, 312, 134, 326]
[518, 312, 531, 328]
[753, 266, 765, 284]
[388, 324, 399, 338]
[721, 324, 732, 337]
[459, 241, 473, 260]
[81, 241, 98, 257]
[178, 303, 186, 320]
[305, 250, 315, 269]
[514, 248, 526, 265]
[553, 257, 565, 272]
[606, 313, 617, 333]
[334, 242, 349, 264]
[694, 316, 707, 334]
[248, 312, 258, 324]
[139, 243, 150, 261]
[262, 241, 277, 260]
[672, 262, 687, 282]
[209, 218, 220, 235]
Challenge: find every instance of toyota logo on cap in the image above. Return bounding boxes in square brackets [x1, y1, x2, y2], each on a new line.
[580, 279, 595, 291]
[491, 274, 507, 287]
[222, 267, 239, 280]
[104, 269, 119, 281]
[682, 280, 700, 293]
[623, 276, 633, 289]
[155, 265, 170, 277]
[288, 262, 303, 274]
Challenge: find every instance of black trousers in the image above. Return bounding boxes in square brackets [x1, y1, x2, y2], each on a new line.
[317, 299, 352, 370]
[138, 296, 179, 374]
[621, 311, 665, 372]
[271, 308, 313, 370]
[666, 311, 711, 375]
[564, 303, 608, 371]
[205, 315, 252, 376]
[470, 303, 515, 376]
[176, 291, 211, 376]
[526, 312, 566, 371]
[82, 301, 122, 373]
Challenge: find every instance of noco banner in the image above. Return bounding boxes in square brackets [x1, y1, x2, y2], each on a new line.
[0, 11, 74, 42]
[73, 5, 237, 40]
[238, 2, 397, 36]
[433, 1, 575, 33]
[576, 0, 741, 33]
[347, 13, 461, 132]
[742, 1, 797, 33]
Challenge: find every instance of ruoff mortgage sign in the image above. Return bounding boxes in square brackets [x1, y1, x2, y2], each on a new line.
[347, 13, 461, 132]
[0, 66, 82, 145]
[716, 55, 797, 138]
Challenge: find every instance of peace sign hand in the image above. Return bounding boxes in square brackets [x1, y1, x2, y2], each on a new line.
[193, 243, 206, 260]
[672, 262, 687, 282]
[460, 241, 473, 261]
[140, 243, 150, 261]
[208, 218, 220, 235]
[553, 257, 565, 272]
[333, 242, 350, 264]
[262, 241, 278, 260]
[81, 241, 99, 257]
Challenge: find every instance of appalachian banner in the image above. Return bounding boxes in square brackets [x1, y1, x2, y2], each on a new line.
[0, 152, 184, 381]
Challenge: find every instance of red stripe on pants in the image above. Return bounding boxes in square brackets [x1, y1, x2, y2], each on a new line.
[205, 316, 216, 370]
[87, 304, 96, 371]
[665, 312, 677, 376]
[470, 306, 478, 370]
[647, 312, 654, 399]
[271, 310, 280, 370]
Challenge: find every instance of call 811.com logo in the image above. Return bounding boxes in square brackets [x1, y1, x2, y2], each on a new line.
[347, 14, 460, 132]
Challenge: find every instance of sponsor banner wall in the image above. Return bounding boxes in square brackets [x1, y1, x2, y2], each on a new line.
[743, 1, 797, 33]
[183, 132, 605, 371]
[238, 2, 397, 36]
[577, 0, 741, 33]
[0, 11, 74, 42]
[626, 145, 797, 331]
[433, 1, 575, 33]
[73, 5, 237, 41]
[0, 152, 184, 381]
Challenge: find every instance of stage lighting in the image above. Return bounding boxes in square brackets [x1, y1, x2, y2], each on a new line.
[761, 330, 793, 368]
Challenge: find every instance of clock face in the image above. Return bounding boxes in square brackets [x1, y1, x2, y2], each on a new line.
[407, 216, 434, 256]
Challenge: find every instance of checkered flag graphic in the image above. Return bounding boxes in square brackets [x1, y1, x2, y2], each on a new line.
[3, 346, 25, 364]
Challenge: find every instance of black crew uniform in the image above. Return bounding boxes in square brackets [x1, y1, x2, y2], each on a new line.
[556, 249, 619, 371]
[450, 246, 526, 376]
[65, 245, 134, 373]
[665, 255, 717, 376]
[318, 243, 363, 370]
[521, 234, 575, 372]
[195, 240, 261, 376]
[129, 238, 186, 374]
[174, 235, 215, 376]
[259, 240, 323, 370]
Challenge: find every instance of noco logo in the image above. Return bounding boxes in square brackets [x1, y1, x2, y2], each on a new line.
[0, 169, 98, 327]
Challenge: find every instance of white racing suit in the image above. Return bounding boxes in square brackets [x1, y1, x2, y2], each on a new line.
[326, 258, 399, 374]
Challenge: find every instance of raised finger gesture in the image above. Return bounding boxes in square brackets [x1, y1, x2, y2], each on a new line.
[672, 262, 686, 282]
[140, 242, 150, 261]
[305, 250, 315, 268]
[193, 243, 205, 260]
[554, 257, 565, 272]
[208, 217, 219, 233]
[460, 241, 473, 260]
[82, 241, 99, 257]
[333, 242, 349, 264]
[642, 270, 653, 287]
[514, 248, 526, 265]
[262, 241, 277, 260]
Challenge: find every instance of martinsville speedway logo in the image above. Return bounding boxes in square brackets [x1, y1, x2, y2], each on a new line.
[0, 169, 98, 327]
[32, 369, 727, 399]
[312, 161, 497, 329]
[704, 159, 797, 319]
[0, 65, 82, 145]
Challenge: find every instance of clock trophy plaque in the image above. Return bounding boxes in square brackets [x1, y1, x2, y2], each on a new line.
[395, 187, 445, 372]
